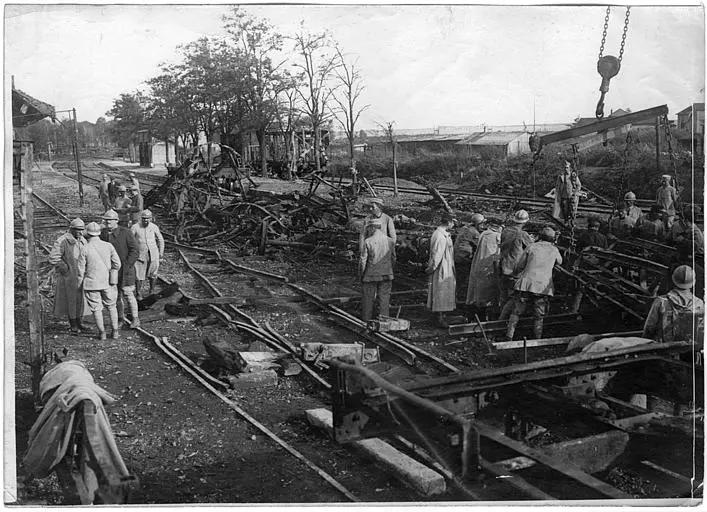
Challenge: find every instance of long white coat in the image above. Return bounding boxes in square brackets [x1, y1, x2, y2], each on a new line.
[426, 227, 456, 312]
[131, 222, 165, 280]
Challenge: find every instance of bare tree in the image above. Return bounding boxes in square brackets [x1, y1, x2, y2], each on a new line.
[273, 78, 301, 180]
[330, 47, 369, 172]
[290, 28, 340, 172]
[377, 121, 399, 197]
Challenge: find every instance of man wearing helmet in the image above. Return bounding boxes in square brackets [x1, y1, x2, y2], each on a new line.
[454, 213, 485, 301]
[623, 191, 643, 226]
[77, 221, 122, 340]
[505, 227, 563, 341]
[101, 209, 140, 329]
[112, 184, 132, 226]
[498, 210, 534, 320]
[131, 209, 165, 298]
[48, 218, 87, 333]
[126, 184, 144, 225]
[643, 265, 704, 344]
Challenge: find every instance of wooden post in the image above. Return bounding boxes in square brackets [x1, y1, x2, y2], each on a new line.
[393, 142, 399, 197]
[655, 116, 661, 174]
[71, 108, 84, 206]
[19, 143, 46, 401]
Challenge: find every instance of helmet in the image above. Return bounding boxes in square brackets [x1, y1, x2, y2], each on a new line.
[102, 209, 119, 221]
[512, 210, 529, 224]
[470, 213, 485, 225]
[540, 227, 556, 242]
[369, 198, 384, 207]
[624, 192, 636, 201]
[141, 209, 153, 219]
[69, 218, 85, 229]
[85, 222, 102, 236]
[117, 185, 127, 192]
[672, 265, 695, 289]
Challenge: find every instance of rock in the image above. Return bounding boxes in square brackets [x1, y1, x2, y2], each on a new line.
[234, 352, 282, 373]
[203, 336, 246, 370]
[228, 370, 278, 389]
[281, 360, 302, 376]
[248, 340, 273, 352]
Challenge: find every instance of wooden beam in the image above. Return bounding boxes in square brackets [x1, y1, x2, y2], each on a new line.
[492, 330, 643, 350]
[538, 105, 669, 147]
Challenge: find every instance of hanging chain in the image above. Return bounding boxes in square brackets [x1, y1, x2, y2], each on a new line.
[618, 7, 631, 63]
[661, 114, 682, 212]
[598, 6, 610, 59]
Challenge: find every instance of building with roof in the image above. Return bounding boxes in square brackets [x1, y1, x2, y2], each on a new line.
[676, 103, 705, 135]
[394, 134, 468, 155]
[455, 131, 531, 158]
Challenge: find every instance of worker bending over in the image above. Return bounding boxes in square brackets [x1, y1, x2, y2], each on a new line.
[576, 217, 608, 251]
[505, 227, 562, 341]
[426, 212, 457, 328]
[359, 223, 395, 322]
[643, 265, 704, 344]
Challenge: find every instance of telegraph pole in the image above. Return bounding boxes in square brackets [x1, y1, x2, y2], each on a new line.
[72, 108, 84, 205]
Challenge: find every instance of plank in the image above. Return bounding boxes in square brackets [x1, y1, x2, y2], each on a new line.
[492, 330, 643, 350]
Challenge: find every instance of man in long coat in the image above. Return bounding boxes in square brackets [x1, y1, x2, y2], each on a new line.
[426, 212, 456, 327]
[454, 213, 485, 302]
[99, 175, 111, 210]
[126, 185, 144, 225]
[553, 161, 578, 222]
[656, 175, 678, 229]
[130, 209, 165, 298]
[465, 218, 502, 321]
[48, 218, 87, 333]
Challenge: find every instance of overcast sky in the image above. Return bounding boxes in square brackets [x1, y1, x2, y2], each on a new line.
[5, 3, 705, 129]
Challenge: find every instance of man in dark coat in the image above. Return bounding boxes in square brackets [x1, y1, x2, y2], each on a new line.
[101, 209, 140, 328]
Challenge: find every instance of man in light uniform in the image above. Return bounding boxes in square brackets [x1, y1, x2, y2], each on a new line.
[101, 209, 140, 329]
[505, 227, 563, 341]
[112, 184, 132, 226]
[358, 197, 396, 253]
[499, 210, 534, 320]
[643, 265, 704, 344]
[359, 223, 395, 322]
[48, 218, 87, 333]
[126, 184, 144, 225]
[425, 212, 456, 328]
[656, 175, 678, 228]
[131, 209, 165, 298]
[99, 174, 111, 210]
[454, 213, 485, 301]
[623, 191, 643, 226]
[77, 222, 122, 340]
[128, 172, 140, 193]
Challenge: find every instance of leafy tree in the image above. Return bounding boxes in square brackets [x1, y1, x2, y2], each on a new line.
[106, 92, 149, 148]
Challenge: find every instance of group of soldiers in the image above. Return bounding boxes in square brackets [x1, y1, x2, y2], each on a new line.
[49, 172, 165, 340]
[357, 178, 704, 345]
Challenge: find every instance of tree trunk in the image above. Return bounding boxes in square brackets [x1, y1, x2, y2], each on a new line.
[348, 134, 355, 171]
[256, 128, 268, 177]
[392, 140, 399, 197]
[165, 137, 170, 164]
[314, 124, 321, 172]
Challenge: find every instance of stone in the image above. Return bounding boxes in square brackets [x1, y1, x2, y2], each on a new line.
[228, 370, 278, 389]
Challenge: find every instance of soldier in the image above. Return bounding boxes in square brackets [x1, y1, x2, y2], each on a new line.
[131, 209, 165, 298]
[623, 191, 643, 226]
[77, 222, 122, 340]
[454, 213, 485, 302]
[636, 205, 666, 241]
[126, 184, 144, 225]
[101, 209, 140, 329]
[643, 265, 704, 344]
[577, 217, 608, 251]
[358, 197, 396, 253]
[359, 223, 395, 322]
[609, 209, 634, 239]
[656, 174, 678, 228]
[112, 184, 132, 226]
[465, 217, 502, 321]
[670, 209, 704, 250]
[128, 172, 140, 193]
[48, 218, 87, 333]
[425, 212, 457, 328]
[553, 161, 577, 222]
[505, 227, 563, 341]
[99, 174, 111, 210]
[499, 210, 533, 320]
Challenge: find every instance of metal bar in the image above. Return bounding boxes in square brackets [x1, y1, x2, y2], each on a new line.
[492, 330, 643, 350]
[449, 313, 581, 336]
[31, 192, 71, 222]
[537, 105, 669, 147]
[72, 108, 84, 206]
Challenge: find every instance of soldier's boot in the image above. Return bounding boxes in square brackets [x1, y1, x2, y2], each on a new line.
[108, 307, 121, 339]
[93, 311, 106, 341]
[506, 314, 520, 341]
[75, 317, 90, 332]
[68, 318, 79, 334]
[533, 319, 544, 340]
[434, 312, 449, 329]
[148, 278, 156, 296]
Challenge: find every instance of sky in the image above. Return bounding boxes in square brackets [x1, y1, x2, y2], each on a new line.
[5, 3, 705, 129]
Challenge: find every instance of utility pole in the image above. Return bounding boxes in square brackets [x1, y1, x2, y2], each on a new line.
[72, 108, 84, 205]
[655, 116, 661, 174]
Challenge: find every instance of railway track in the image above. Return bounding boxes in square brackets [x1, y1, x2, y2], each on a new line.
[15, 163, 701, 503]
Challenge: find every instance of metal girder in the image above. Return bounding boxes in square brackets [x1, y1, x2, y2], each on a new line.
[537, 105, 669, 148]
[448, 313, 581, 336]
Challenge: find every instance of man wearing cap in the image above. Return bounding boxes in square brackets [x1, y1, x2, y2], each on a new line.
[131, 209, 165, 298]
[359, 198, 396, 254]
[454, 213, 485, 301]
[126, 184, 144, 225]
[48, 218, 87, 333]
[643, 265, 704, 343]
[112, 184, 132, 226]
[576, 217, 608, 251]
[623, 192, 643, 226]
[77, 222, 122, 340]
[101, 209, 140, 329]
[656, 175, 678, 228]
[426, 212, 457, 327]
[636, 205, 666, 241]
[359, 223, 395, 322]
[466, 217, 502, 321]
[505, 227, 563, 341]
[498, 210, 534, 320]
[99, 174, 112, 210]
[553, 161, 578, 222]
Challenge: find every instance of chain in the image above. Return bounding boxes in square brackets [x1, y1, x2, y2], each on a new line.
[598, 6, 610, 59]
[661, 114, 682, 212]
[618, 7, 631, 63]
